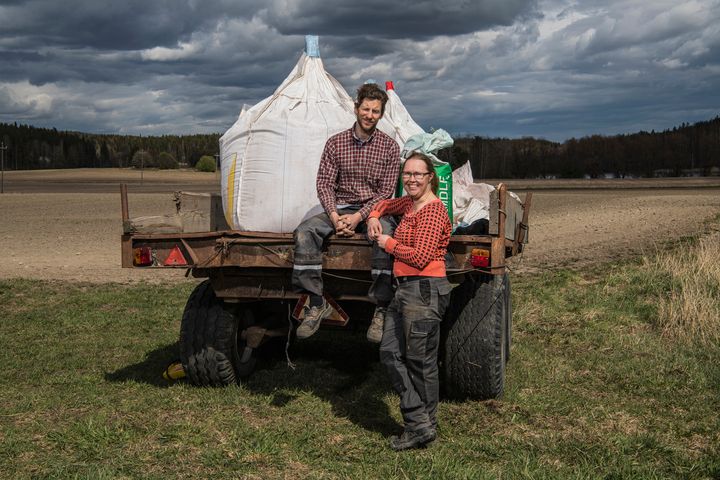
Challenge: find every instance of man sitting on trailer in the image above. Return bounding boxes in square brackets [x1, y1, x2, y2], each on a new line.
[292, 83, 401, 342]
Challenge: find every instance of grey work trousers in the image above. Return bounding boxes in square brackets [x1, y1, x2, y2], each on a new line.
[291, 207, 396, 305]
[380, 276, 452, 432]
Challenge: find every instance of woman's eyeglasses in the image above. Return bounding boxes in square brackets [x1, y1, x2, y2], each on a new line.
[401, 171, 431, 180]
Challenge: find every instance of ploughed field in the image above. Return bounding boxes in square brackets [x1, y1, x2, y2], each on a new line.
[1, 168, 719, 283]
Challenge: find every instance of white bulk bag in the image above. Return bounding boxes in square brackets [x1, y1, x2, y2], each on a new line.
[219, 37, 355, 232]
[378, 81, 425, 148]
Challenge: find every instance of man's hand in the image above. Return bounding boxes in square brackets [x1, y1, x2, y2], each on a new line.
[377, 234, 390, 249]
[329, 212, 347, 235]
[366, 217, 382, 241]
[337, 212, 362, 237]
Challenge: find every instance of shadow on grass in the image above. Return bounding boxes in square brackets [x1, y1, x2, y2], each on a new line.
[104, 329, 401, 436]
[104, 343, 179, 388]
[245, 328, 402, 437]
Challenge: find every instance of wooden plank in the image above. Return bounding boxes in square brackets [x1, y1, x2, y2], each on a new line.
[121, 235, 134, 268]
[504, 193, 523, 241]
[127, 233, 489, 272]
[489, 188, 499, 235]
[491, 185, 507, 272]
[130, 231, 226, 240]
[123, 214, 183, 234]
[120, 184, 128, 222]
[209, 268, 372, 301]
[175, 191, 230, 232]
[490, 188, 524, 241]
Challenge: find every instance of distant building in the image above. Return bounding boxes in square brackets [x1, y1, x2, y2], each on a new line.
[653, 169, 673, 178]
[680, 168, 704, 177]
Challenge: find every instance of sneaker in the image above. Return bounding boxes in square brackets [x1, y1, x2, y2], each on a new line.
[296, 300, 332, 339]
[389, 427, 437, 451]
[366, 306, 386, 343]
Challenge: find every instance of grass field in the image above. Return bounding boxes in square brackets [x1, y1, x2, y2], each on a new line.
[1, 240, 719, 479]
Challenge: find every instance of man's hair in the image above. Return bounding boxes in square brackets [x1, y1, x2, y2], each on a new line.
[355, 83, 389, 115]
[405, 151, 439, 194]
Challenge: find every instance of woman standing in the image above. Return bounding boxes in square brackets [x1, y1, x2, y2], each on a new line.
[367, 151, 452, 451]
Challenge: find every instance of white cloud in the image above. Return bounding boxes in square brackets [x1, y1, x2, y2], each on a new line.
[658, 58, 687, 69]
[141, 41, 200, 61]
[1, 0, 719, 141]
[472, 89, 510, 97]
[0, 82, 56, 117]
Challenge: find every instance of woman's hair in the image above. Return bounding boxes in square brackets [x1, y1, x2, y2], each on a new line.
[355, 83, 389, 115]
[405, 151, 439, 194]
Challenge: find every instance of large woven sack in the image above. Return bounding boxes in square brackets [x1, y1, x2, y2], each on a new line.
[379, 81, 424, 148]
[219, 37, 355, 232]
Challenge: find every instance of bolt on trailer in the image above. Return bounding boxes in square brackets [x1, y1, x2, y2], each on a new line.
[120, 184, 531, 399]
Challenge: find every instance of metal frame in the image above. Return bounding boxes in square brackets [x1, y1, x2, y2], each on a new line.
[120, 183, 531, 301]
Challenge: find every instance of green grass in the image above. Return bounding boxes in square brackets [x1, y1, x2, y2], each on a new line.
[1, 260, 719, 479]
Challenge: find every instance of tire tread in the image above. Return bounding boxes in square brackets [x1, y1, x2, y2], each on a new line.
[441, 273, 508, 400]
[180, 280, 247, 386]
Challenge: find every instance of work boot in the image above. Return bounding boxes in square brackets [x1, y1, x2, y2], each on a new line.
[366, 306, 386, 343]
[296, 300, 332, 339]
[389, 427, 437, 451]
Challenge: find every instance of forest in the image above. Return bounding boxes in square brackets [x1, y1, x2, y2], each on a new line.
[0, 125, 219, 171]
[1, 116, 719, 179]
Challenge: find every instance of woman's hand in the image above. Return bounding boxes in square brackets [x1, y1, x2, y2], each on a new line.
[366, 217, 382, 241]
[377, 234, 390, 249]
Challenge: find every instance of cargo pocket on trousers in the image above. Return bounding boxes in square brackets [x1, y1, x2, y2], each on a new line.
[436, 279, 452, 316]
[407, 320, 436, 358]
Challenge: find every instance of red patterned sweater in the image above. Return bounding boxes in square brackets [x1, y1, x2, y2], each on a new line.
[369, 196, 451, 277]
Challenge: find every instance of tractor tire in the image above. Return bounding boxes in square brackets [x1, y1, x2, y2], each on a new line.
[180, 280, 256, 386]
[504, 274, 512, 363]
[440, 273, 508, 400]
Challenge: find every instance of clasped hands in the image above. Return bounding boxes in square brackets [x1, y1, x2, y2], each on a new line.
[331, 211, 362, 238]
[330, 213, 389, 247]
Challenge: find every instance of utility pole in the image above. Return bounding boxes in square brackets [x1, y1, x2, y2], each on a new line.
[139, 134, 144, 185]
[0, 142, 7, 194]
[141, 151, 144, 185]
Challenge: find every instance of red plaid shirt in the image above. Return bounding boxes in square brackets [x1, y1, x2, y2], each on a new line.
[316, 125, 400, 219]
[370, 196, 452, 277]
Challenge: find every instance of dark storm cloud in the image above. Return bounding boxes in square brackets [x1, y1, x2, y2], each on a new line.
[0, 0, 261, 50]
[0, 0, 718, 140]
[260, 0, 538, 38]
[322, 37, 399, 59]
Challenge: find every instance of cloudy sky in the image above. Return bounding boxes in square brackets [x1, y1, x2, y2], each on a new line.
[1, 0, 718, 141]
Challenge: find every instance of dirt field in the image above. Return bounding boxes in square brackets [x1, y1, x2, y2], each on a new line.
[1, 168, 719, 283]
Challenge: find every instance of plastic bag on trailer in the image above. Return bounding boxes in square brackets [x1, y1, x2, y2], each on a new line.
[452, 161, 493, 225]
[219, 36, 355, 232]
[400, 128, 453, 164]
[451, 161, 521, 227]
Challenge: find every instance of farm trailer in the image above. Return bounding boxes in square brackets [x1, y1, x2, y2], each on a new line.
[120, 184, 531, 400]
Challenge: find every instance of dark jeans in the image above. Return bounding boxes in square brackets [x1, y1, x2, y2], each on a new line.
[292, 207, 396, 305]
[380, 276, 452, 432]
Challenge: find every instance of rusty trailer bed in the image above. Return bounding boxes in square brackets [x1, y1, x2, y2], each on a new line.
[120, 183, 531, 302]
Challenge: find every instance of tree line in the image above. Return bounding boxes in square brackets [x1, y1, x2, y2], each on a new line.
[0, 123, 219, 171]
[1, 116, 719, 178]
[447, 116, 720, 178]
